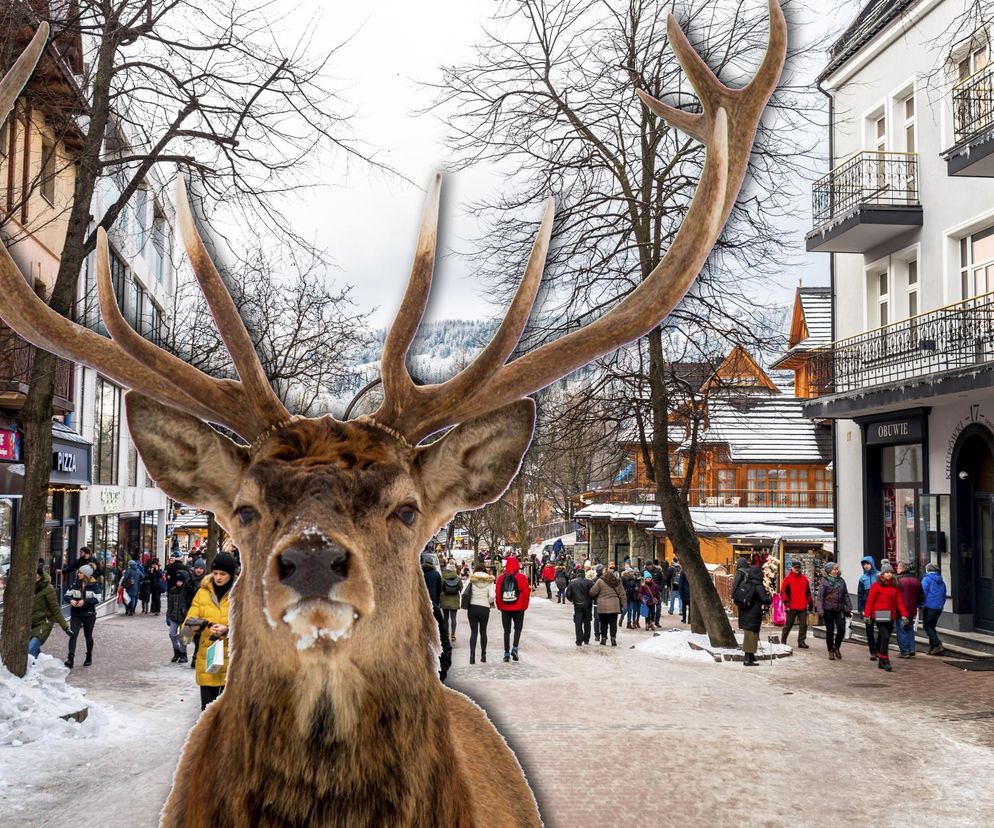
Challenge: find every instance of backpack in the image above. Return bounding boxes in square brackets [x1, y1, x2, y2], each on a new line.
[122, 572, 135, 590]
[442, 578, 461, 595]
[501, 574, 521, 604]
[733, 580, 754, 609]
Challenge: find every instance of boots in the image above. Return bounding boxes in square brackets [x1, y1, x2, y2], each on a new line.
[481, 651, 486, 663]
[171, 651, 181, 663]
[743, 653, 759, 667]
[511, 647, 519, 661]
[503, 651, 511, 662]
[834, 648, 843, 660]
[829, 650, 836, 661]
[610, 639, 617, 647]
[178, 653, 188, 664]
[470, 653, 476, 665]
[633, 619, 640, 629]
[878, 656, 892, 671]
[64, 654, 74, 669]
[83, 654, 92, 667]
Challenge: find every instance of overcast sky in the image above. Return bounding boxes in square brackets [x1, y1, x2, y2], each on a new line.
[263, 1, 843, 330]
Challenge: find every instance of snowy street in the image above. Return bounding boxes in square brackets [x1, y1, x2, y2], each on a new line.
[3, 596, 994, 827]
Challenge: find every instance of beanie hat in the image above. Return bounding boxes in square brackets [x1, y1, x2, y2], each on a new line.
[643, 570, 652, 580]
[789, 559, 801, 570]
[211, 553, 237, 577]
[879, 560, 894, 574]
[824, 562, 837, 575]
[926, 563, 939, 573]
[193, 558, 206, 570]
[170, 550, 183, 559]
[78, 564, 94, 578]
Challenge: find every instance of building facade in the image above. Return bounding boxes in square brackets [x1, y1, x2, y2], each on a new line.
[804, 0, 994, 637]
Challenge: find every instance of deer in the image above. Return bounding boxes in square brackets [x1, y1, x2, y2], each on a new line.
[1, 6, 785, 826]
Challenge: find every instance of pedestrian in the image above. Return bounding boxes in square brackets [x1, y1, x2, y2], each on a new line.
[119, 558, 142, 616]
[678, 566, 691, 623]
[779, 560, 812, 648]
[863, 567, 909, 671]
[138, 567, 152, 614]
[64, 564, 101, 668]
[591, 563, 604, 640]
[648, 561, 665, 627]
[658, 558, 671, 603]
[668, 561, 683, 616]
[589, 564, 625, 646]
[540, 559, 556, 600]
[737, 565, 772, 666]
[566, 566, 594, 646]
[815, 562, 852, 661]
[62, 545, 104, 584]
[165, 549, 192, 590]
[495, 556, 531, 662]
[184, 552, 236, 710]
[440, 564, 462, 643]
[554, 564, 569, 603]
[857, 555, 879, 658]
[148, 559, 164, 616]
[29, 564, 69, 659]
[422, 552, 451, 681]
[167, 569, 193, 663]
[731, 556, 749, 597]
[463, 563, 496, 664]
[637, 573, 661, 632]
[620, 567, 640, 629]
[920, 563, 947, 655]
[895, 562, 925, 658]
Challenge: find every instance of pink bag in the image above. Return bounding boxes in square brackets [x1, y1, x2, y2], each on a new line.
[772, 593, 786, 626]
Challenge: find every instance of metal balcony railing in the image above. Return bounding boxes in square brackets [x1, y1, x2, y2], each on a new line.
[808, 290, 994, 395]
[953, 64, 994, 144]
[811, 151, 920, 227]
[0, 322, 73, 402]
[581, 487, 832, 509]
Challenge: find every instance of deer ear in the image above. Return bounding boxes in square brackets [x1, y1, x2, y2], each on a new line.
[415, 398, 535, 517]
[125, 391, 249, 512]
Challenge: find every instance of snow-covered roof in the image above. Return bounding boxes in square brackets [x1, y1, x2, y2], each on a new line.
[575, 504, 834, 539]
[798, 288, 832, 347]
[697, 397, 832, 463]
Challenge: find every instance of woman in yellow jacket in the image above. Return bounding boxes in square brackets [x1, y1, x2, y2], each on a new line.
[184, 552, 237, 710]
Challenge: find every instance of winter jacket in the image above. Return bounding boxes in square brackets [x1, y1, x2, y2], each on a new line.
[566, 573, 594, 608]
[540, 564, 556, 583]
[589, 571, 626, 614]
[621, 573, 639, 602]
[857, 555, 878, 613]
[637, 581, 660, 607]
[815, 575, 852, 614]
[64, 578, 102, 618]
[64, 555, 104, 581]
[464, 572, 496, 609]
[185, 578, 231, 688]
[439, 568, 463, 610]
[31, 573, 69, 642]
[658, 561, 671, 587]
[649, 565, 664, 592]
[921, 571, 947, 611]
[864, 578, 908, 622]
[554, 567, 569, 591]
[737, 567, 772, 633]
[678, 570, 690, 603]
[165, 560, 192, 590]
[147, 566, 165, 595]
[166, 578, 193, 625]
[496, 557, 531, 612]
[121, 560, 143, 597]
[896, 573, 925, 616]
[780, 571, 812, 611]
[422, 564, 443, 609]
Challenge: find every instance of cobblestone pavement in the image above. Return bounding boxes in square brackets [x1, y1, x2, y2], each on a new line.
[4, 596, 994, 827]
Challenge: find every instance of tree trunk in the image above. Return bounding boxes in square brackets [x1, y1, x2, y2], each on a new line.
[647, 329, 736, 648]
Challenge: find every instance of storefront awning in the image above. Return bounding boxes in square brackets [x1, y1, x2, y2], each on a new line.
[0, 421, 93, 495]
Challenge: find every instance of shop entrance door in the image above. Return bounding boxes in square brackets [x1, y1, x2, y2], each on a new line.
[974, 494, 994, 631]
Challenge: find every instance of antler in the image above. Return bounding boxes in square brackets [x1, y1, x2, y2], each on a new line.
[374, 0, 786, 444]
[0, 27, 289, 442]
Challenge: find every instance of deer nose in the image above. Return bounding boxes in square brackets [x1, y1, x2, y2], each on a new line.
[277, 538, 350, 599]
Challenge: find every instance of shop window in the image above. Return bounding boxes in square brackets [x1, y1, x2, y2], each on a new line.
[0, 498, 14, 604]
[94, 376, 121, 485]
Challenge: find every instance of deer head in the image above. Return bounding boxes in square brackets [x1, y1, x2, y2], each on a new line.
[0, 2, 785, 718]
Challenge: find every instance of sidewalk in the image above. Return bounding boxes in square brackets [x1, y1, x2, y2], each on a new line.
[3, 596, 993, 827]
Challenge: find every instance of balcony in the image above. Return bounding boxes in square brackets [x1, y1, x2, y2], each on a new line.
[0, 322, 73, 411]
[806, 291, 994, 399]
[805, 151, 922, 253]
[945, 65, 994, 177]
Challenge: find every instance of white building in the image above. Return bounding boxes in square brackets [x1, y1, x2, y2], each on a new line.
[804, 0, 994, 642]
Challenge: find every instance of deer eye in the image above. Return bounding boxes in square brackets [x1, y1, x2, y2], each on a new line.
[236, 505, 259, 526]
[394, 505, 418, 527]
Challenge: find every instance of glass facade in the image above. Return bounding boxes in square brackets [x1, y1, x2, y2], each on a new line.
[94, 376, 121, 485]
[880, 444, 923, 570]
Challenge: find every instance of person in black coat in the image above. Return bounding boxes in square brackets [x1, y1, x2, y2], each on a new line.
[678, 567, 691, 623]
[147, 560, 164, 615]
[565, 569, 594, 646]
[737, 565, 772, 666]
[421, 553, 450, 681]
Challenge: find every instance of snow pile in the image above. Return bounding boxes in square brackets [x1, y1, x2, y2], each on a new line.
[0, 655, 106, 745]
[634, 629, 792, 664]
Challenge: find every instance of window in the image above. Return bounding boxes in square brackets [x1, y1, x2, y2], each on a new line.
[110, 250, 127, 315]
[152, 203, 169, 283]
[907, 259, 918, 317]
[875, 115, 886, 150]
[960, 225, 994, 299]
[134, 187, 147, 252]
[877, 270, 889, 326]
[40, 138, 55, 204]
[902, 95, 916, 152]
[747, 468, 781, 507]
[814, 468, 832, 508]
[958, 44, 990, 81]
[94, 376, 121, 485]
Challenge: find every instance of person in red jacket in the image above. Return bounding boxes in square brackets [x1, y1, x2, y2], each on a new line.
[496, 556, 531, 662]
[540, 560, 556, 600]
[780, 560, 813, 648]
[864, 568, 909, 671]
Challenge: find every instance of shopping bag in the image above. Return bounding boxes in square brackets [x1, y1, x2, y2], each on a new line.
[117, 586, 125, 604]
[205, 639, 225, 674]
[772, 594, 786, 626]
[639, 602, 650, 618]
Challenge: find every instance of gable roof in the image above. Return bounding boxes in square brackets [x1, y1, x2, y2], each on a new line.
[772, 287, 832, 369]
[819, 0, 922, 81]
[703, 344, 779, 395]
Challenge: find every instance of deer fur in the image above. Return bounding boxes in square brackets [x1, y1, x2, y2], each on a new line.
[127, 393, 542, 827]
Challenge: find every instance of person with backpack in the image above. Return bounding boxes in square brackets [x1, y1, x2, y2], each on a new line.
[64, 565, 101, 668]
[440, 564, 462, 643]
[620, 567, 640, 629]
[421, 552, 452, 681]
[554, 565, 569, 603]
[895, 561, 925, 658]
[463, 563, 496, 664]
[815, 562, 852, 660]
[495, 556, 531, 662]
[668, 561, 683, 616]
[589, 564, 626, 646]
[29, 564, 70, 659]
[864, 567, 909, 671]
[857, 555, 879, 658]
[637, 573, 660, 632]
[121, 558, 142, 616]
[566, 567, 594, 645]
[920, 563, 947, 655]
[736, 565, 772, 666]
[540, 560, 556, 600]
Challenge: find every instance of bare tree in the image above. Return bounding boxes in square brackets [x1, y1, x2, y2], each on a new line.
[2, 0, 372, 677]
[429, 0, 819, 646]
